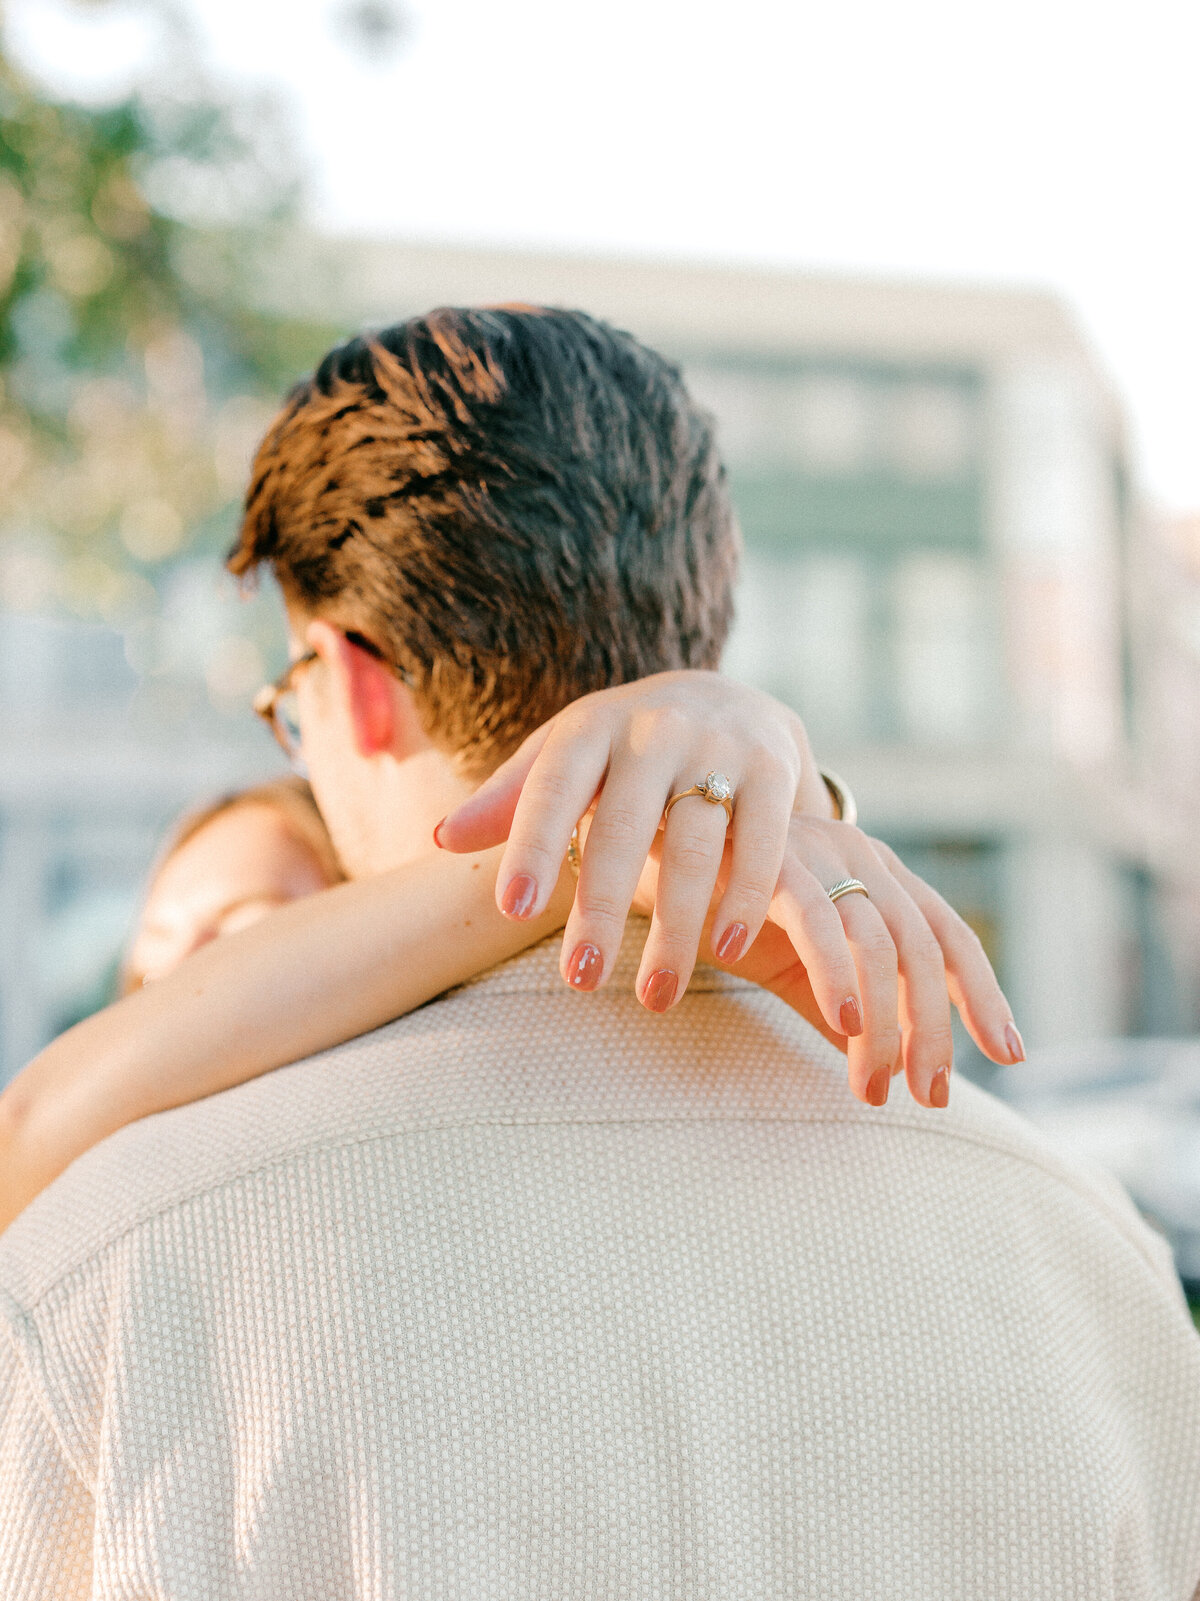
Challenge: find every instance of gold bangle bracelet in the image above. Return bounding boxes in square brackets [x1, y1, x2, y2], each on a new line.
[819, 768, 858, 827]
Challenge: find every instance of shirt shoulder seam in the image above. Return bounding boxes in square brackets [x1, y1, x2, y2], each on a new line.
[8, 1108, 1168, 1316]
[0, 1288, 94, 1490]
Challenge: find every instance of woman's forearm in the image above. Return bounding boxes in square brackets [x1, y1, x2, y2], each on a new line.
[0, 847, 571, 1233]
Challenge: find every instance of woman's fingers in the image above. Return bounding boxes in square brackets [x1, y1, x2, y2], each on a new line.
[707, 757, 795, 966]
[870, 839, 1024, 1065]
[826, 894, 904, 1105]
[435, 720, 554, 854]
[764, 858, 908, 1104]
[633, 792, 730, 1009]
[766, 863, 862, 1037]
[734, 922, 846, 1047]
[559, 754, 676, 992]
[849, 872, 956, 1108]
[438, 676, 816, 1006]
[488, 717, 611, 922]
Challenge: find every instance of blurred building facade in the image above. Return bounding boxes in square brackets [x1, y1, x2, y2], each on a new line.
[2, 242, 1199, 1082]
[0, 607, 281, 1078]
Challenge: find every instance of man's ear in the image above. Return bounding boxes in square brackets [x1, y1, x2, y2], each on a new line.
[305, 620, 403, 758]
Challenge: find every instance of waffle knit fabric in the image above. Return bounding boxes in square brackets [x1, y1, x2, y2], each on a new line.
[3, 926, 1200, 1599]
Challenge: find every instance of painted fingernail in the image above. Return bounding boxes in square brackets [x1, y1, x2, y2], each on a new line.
[716, 922, 748, 962]
[840, 996, 863, 1037]
[433, 817, 446, 848]
[929, 1067, 951, 1109]
[566, 942, 603, 991]
[865, 1068, 890, 1106]
[1004, 1022, 1026, 1064]
[643, 969, 678, 1013]
[501, 874, 538, 920]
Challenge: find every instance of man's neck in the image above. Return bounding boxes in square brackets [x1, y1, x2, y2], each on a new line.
[347, 747, 477, 879]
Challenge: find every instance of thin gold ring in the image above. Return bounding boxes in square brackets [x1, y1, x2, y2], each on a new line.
[664, 769, 735, 825]
[827, 877, 869, 904]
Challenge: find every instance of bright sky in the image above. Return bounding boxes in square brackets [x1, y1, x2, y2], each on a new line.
[11, 0, 1200, 511]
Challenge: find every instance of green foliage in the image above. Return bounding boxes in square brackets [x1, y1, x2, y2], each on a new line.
[0, 58, 177, 374]
[0, 9, 338, 609]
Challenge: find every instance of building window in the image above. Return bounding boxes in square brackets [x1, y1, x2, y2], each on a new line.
[884, 382, 976, 481]
[891, 553, 996, 744]
[686, 360, 980, 488]
[781, 374, 877, 476]
[724, 552, 871, 742]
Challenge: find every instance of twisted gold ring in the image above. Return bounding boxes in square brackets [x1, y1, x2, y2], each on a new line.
[827, 877, 870, 905]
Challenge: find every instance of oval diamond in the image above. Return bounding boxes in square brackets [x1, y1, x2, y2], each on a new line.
[704, 770, 732, 802]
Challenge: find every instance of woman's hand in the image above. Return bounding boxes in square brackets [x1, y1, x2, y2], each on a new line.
[439, 670, 830, 981]
[682, 816, 1019, 1109]
[437, 671, 1024, 1108]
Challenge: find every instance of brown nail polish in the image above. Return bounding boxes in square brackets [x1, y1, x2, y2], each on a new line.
[840, 996, 863, 1037]
[716, 922, 748, 962]
[643, 969, 678, 1013]
[865, 1068, 890, 1106]
[566, 942, 603, 991]
[1004, 1022, 1026, 1064]
[501, 874, 538, 920]
[432, 818, 446, 848]
[929, 1067, 951, 1108]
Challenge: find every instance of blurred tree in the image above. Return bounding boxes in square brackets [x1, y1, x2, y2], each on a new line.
[0, 0, 340, 638]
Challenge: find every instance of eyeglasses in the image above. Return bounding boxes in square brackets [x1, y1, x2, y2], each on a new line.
[252, 633, 411, 771]
[253, 649, 318, 769]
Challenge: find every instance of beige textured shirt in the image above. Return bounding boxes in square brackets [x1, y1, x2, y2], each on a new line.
[3, 930, 1200, 1599]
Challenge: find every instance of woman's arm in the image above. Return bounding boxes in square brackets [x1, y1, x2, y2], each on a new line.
[2, 667, 815, 1232]
[0, 845, 573, 1234]
[0, 670, 1022, 1234]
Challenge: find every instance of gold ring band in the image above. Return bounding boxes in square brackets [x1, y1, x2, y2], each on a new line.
[664, 769, 735, 824]
[827, 877, 869, 904]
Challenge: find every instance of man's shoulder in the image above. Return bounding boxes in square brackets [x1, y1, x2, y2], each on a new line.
[0, 987, 481, 1310]
[0, 936, 1177, 1314]
[0, 952, 800, 1303]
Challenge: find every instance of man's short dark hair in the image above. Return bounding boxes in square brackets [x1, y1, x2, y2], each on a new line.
[229, 304, 740, 774]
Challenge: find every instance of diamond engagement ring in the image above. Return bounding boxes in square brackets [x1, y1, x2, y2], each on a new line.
[664, 770, 735, 824]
